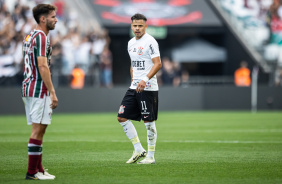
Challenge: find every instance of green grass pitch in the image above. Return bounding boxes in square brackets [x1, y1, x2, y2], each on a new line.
[0, 111, 282, 184]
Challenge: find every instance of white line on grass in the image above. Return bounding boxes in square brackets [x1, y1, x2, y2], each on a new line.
[1, 140, 282, 144]
[161, 140, 282, 144]
[200, 129, 282, 133]
[1, 129, 282, 134]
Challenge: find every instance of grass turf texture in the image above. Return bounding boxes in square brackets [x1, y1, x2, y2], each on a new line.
[0, 111, 282, 184]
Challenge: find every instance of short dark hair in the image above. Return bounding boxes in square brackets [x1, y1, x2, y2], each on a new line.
[131, 13, 147, 22]
[32, 4, 57, 24]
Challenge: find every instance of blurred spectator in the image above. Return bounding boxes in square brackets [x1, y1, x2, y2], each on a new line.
[11, 4, 21, 25]
[0, 51, 15, 77]
[0, 1, 24, 85]
[156, 69, 163, 86]
[160, 57, 181, 87]
[0, 0, 110, 88]
[0, 1, 30, 86]
[11, 32, 23, 66]
[61, 32, 75, 75]
[219, 0, 274, 58]
[266, 0, 282, 67]
[0, 0, 115, 88]
[51, 33, 63, 87]
[71, 65, 85, 89]
[92, 31, 107, 59]
[275, 68, 282, 86]
[172, 61, 181, 87]
[234, 61, 251, 87]
[22, 16, 35, 35]
[266, 0, 282, 43]
[89, 29, 111, 86]
[161, 57, 175, 85]
[99, 47, 113, 88]
[75, 35, 91, 73]
[53, 0, 65, 20]
[34, 0, 45, 4]
[180, 70, 190, 88]
[0, 11, 16, 48]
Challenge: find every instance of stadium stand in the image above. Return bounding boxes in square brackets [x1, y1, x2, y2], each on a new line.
[0, 0, 111, 87]
[1, 0, 282, 87]
[211, 0, 282, 86]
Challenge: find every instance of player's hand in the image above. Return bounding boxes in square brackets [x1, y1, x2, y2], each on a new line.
[136, 80, 146, 93]
[50, 92, 58, 109]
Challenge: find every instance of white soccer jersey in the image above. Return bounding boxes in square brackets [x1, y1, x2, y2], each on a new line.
[128, 33, 160, 91]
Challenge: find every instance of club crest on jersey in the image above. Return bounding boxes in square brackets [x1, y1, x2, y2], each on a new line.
[137, 47, 143, 55]
[118, 105, 125, 114]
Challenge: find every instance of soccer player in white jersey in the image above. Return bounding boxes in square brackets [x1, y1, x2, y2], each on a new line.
[117, 13, 162, 164]
[22, 4, 58, 180]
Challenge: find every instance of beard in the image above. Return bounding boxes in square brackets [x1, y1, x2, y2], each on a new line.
[135, 31, 144, 38]
[46, 20, 55, 30]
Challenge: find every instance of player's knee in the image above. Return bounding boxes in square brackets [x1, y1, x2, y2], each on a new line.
[117, 117, 127, 123]
[31, 124, 47, 139]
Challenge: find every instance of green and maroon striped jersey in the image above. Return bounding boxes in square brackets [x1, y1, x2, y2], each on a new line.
[22, 29, 52, 98]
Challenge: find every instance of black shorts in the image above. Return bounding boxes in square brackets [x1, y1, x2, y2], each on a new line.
[117, 89, 158, 122]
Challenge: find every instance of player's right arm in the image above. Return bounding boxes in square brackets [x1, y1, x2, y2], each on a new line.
[37, 56, 58, 109]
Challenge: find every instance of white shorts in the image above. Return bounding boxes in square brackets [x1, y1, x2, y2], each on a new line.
[22, 95, 52, 125]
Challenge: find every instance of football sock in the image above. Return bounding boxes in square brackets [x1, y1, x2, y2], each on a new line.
[145, 121, 157, 158]
[120, 120, 144, 152]
[37, 143, 44, 173]
[28, 138, 42, 175]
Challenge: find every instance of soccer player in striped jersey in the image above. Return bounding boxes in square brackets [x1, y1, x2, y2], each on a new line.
[22, 4, 58, 180]
[117, 13, 162, 164]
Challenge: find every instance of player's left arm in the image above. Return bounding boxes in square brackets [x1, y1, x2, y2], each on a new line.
[136, 56, 162, 93]
[145, 56, 162, 80]
[38, 56, 58, 109]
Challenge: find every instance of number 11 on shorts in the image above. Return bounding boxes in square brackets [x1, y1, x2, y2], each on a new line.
[141, 101, 147, 111]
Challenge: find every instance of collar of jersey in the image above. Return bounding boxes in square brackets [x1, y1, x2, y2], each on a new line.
[33, 29, 47, 37]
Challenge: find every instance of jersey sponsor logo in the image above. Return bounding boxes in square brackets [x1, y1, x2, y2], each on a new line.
[132, 60, 145, 70]
[137, 47, 143, 55]
[133, 48, 136, 52]
[149, 44, 155, 55]
[118, 105, 125, 114]
[142, 112, 150, 115]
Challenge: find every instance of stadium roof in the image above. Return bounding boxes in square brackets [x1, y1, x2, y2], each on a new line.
[172, 38, 227, 62]
[88, 0, 222, 27]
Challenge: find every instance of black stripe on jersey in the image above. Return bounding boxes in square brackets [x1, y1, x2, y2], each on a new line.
[149, 44, 155, 55]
